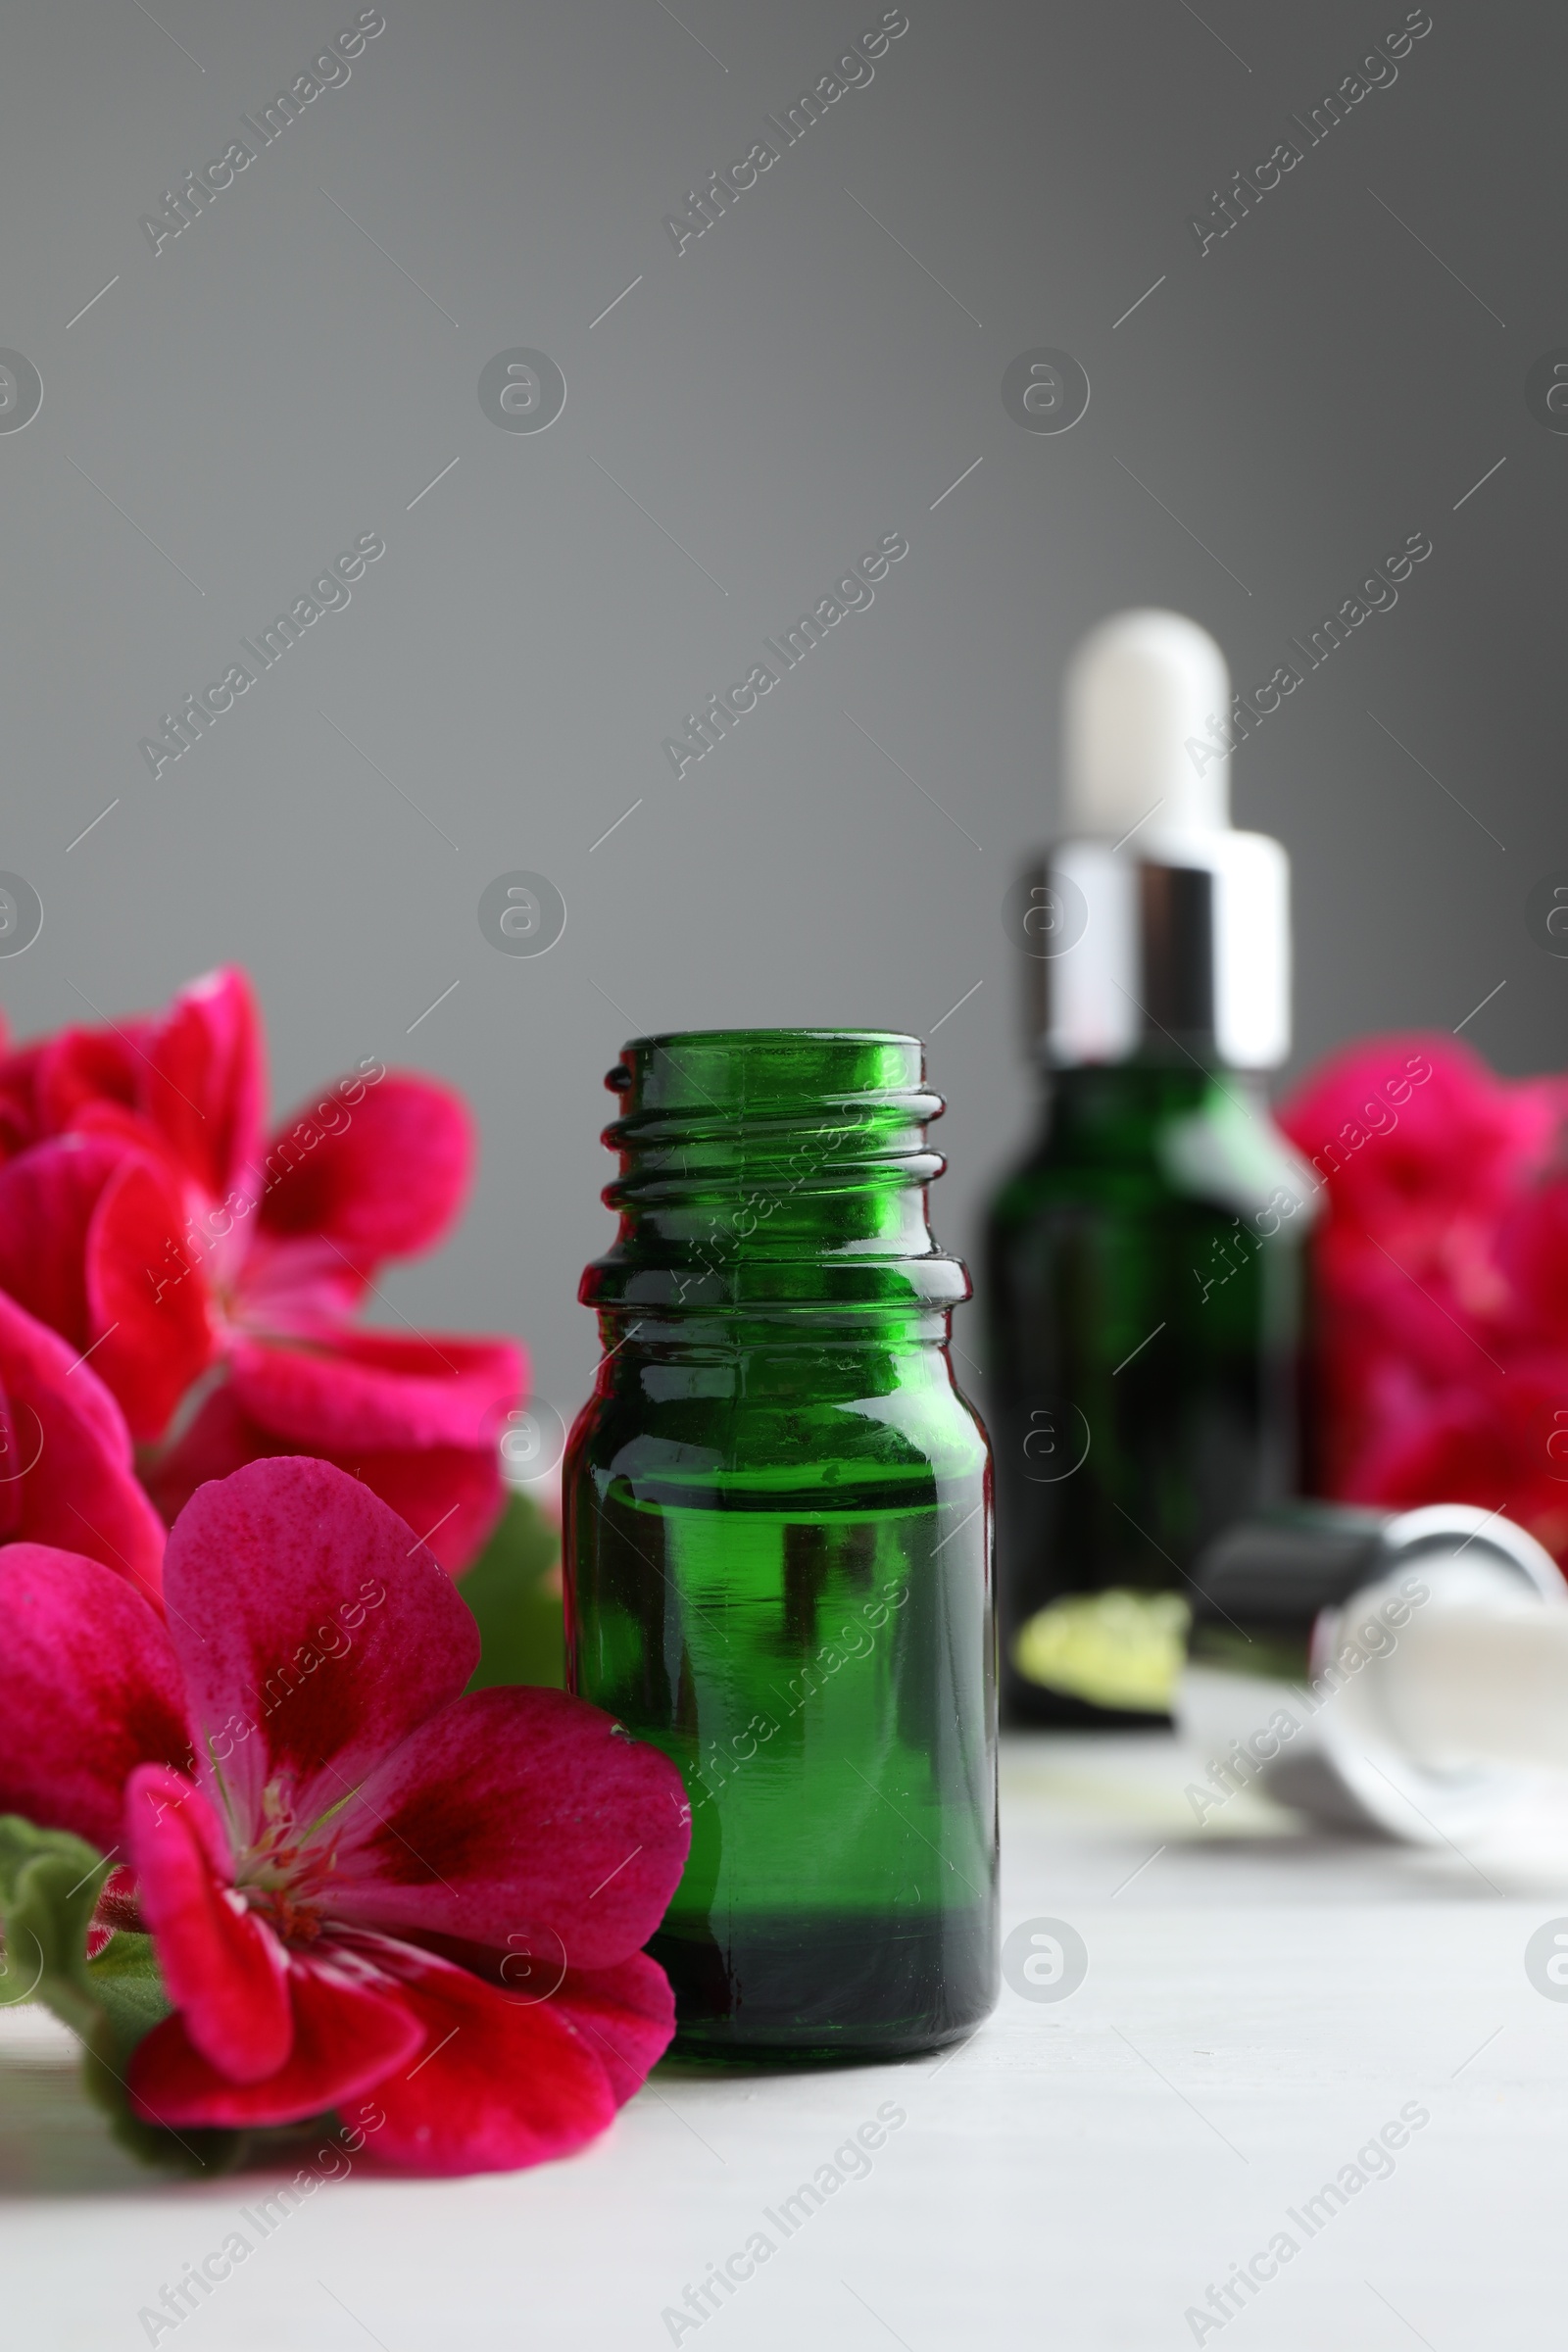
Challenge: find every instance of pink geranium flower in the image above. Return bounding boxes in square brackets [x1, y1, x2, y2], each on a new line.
[0, 1456, 690, 2173]
[1282, 1033, 1563, 1238]
[1280, 1032, 1568, 1563]
[0, 970, 521, 1571]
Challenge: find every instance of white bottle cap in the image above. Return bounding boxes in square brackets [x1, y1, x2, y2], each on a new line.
[1027, 609, 1292, 1070]
[1178, 1505, 1568, 1847]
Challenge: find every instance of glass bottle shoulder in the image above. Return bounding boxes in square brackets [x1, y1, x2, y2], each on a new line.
[565, 1334, 988, 1509]
[989, 1063, 1316, 1233]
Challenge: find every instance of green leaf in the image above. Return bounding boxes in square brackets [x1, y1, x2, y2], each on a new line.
[458, 1488, 565, 1690]
[0, 1814, 243, 2174]
[85, 1930, 173, 2064]
[0, 1816, 112, 2039]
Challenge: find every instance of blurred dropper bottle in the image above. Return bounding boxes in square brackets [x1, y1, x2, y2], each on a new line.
[985, 610, 1314, 1727]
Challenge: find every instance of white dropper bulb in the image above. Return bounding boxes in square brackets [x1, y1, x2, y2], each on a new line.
[1061, 609, 1231, 839]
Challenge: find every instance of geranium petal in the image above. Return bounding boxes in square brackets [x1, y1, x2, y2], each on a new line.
[549, 1953, 677, 2107]
[124, 1765, 291, 2082]
[342, 1935, 618, 2175]
[255, 1074, 472, 1267]
[33, 1025, 144, 1138]
[0, 1290, 167, 1598]
[0, 1544, 186, 1850]
[127, 1949, 421, 2130]
[141, 967, 268, 1205]
[228, 1329, 524, 1453]
[0, 1038, 42, 1157]
[1500, 1177, 1568, 1347]
[327, 1686, 690, 1969]
[141, 1386, 505, 1575]
[161, 1456, 479, 1839]
[0, 1136, 119, 1347]
[315, 1441, 506, 1576]
[137, 1385, 258, 1521]
[87, 1155, 216, 1441]
[0, 1141, 213, 1443]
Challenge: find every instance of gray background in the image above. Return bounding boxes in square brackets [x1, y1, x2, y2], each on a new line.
[1, 0, 1560, 1430]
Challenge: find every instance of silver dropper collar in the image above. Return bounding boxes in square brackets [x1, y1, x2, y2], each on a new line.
[1013, 830, 1293, 1070]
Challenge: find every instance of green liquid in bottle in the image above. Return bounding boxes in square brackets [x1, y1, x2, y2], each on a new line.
[574, 1459, 993, 2056]
[564, 1029, 999, 2061]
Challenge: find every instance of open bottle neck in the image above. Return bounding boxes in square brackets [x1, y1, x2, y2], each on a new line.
[582, 1028, 971, 1319]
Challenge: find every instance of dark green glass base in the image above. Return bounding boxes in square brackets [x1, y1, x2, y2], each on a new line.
[651, 1906, 998, 2062]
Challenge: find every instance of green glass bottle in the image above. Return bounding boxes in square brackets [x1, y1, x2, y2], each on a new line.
[564, 1029, 998, 2060]
[988, 1061, 1309, 1727]
[987, 610, 1313, 1727]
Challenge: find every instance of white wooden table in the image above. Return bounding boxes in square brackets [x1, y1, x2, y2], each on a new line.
[5, 1733, 1564, 2351]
